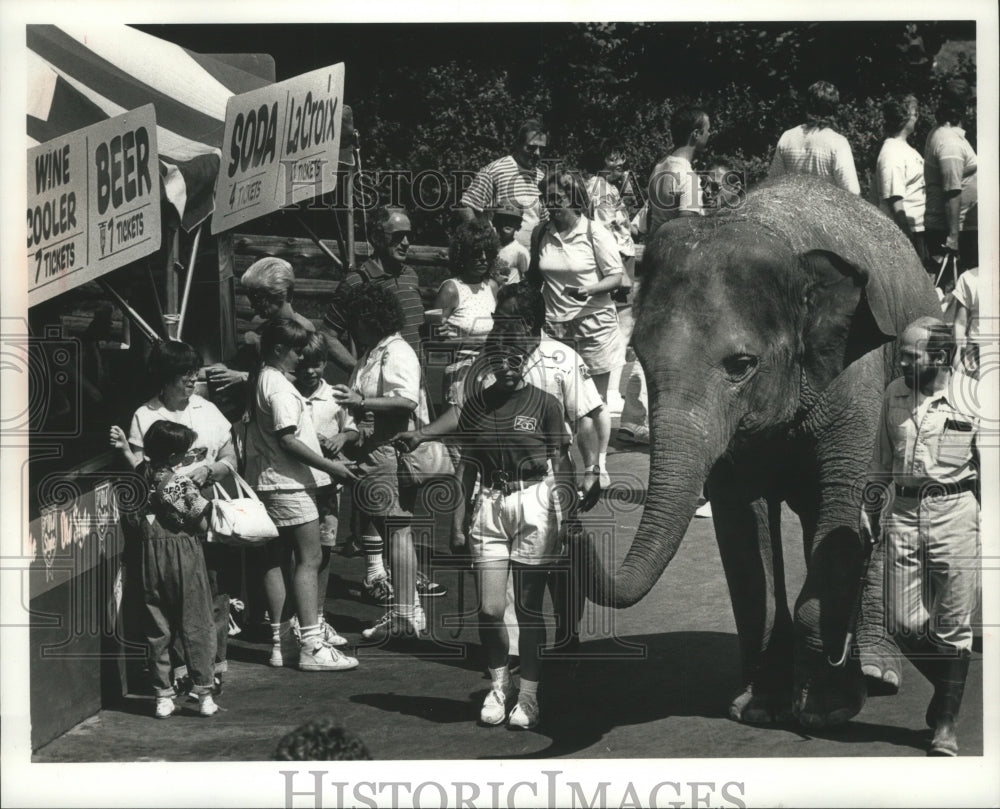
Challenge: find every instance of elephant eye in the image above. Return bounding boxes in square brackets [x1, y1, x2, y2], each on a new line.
[723, 354, 758, 382]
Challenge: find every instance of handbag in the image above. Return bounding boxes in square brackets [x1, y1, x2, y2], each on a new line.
[207, 470, 279, 546]
[397, 437, 454, 487]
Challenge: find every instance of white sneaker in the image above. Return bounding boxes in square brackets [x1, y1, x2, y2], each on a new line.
[508, 694, 540, 729]
[198, 693, 219, 717]
[617, 424, 650, 445]
[269, 628, 299, 667]
[694, 500, 712, 519]
[319, 617, 349, 647]
[154, 697, 177, 719]
[298, 639, 359, 671]
[480, 683, 513, 725]
[362, 608, 425, 639]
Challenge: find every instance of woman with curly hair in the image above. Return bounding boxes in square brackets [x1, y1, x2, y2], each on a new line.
[435, 219, 499, 413]
[331, 285, 425, 637]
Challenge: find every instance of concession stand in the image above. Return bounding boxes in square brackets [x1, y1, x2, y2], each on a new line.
[22, 24, 352, 749]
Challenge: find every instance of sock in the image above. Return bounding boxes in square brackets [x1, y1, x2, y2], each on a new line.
[363, 535, 387, 581]
[598, 451, 608, 471]
[271, 620, 291, 641]
[490, 665, 511, 689]
[519, 678, 539, 700]
[299, 623, 321, 645]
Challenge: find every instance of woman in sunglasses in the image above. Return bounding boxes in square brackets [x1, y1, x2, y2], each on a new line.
[451, 320, 573, 730]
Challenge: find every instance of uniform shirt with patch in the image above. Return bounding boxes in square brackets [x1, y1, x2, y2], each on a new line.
[457, 383, 566, 484]
[869, 375, 979, 487]
[450, 335, 604, 438]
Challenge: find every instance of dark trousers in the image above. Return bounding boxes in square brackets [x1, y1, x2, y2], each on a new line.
[141, 519, 217, 697]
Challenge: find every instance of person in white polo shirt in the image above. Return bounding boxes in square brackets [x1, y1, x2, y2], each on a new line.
[769, 81, 860, 195]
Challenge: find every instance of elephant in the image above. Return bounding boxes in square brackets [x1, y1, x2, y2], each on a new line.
[587, 174, 941, 728]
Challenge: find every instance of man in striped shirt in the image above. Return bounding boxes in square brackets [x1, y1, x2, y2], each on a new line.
[769, 81, 860, 195]
[321, 207, 425, 371]
[458, 119, 549, 249]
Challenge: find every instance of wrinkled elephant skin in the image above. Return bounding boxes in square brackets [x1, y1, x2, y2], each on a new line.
[587, 175, 940, 728]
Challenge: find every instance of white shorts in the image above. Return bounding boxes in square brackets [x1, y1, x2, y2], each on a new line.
[470, 475, 562, 566]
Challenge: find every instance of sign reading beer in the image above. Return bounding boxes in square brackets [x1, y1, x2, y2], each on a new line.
[27, 105, 161, 306]
[212, 63, 345, 233]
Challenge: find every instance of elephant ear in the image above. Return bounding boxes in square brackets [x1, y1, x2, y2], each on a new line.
[800, 249, 894, 394]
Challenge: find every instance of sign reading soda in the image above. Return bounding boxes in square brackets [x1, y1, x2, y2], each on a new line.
[212, 63, 345, 233]
[27, 104, 161, 306]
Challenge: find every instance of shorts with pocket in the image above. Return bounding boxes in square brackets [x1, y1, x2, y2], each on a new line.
[470, 475, 562, 566]
[259, 488, 318, 528]
[546, 305, 625, 376]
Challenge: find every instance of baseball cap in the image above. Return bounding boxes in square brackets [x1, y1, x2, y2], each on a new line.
[493, 203, 524, 223]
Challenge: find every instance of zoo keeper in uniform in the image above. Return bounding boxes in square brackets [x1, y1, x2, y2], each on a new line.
[863, 317, 980, 757]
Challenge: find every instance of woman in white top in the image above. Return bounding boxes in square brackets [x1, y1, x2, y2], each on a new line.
[528, 168, 625, 402]
[874, 94, 927, 264]
[435, 219, 499, 409]
[331, 285, 425, 638]
[246, 318, 359, 673]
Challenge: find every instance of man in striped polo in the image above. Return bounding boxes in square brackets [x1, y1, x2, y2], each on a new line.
[458, 119, 549, 249]
[321, 206, 425, 371]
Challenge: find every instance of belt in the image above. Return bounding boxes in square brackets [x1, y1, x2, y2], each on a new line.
[488, 471, 546, 494]
[895, 479, 977, 500]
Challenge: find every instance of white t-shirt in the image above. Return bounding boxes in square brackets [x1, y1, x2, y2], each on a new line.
[537, 216, 624, 323]
[128, 393, 233, 476]
[769, 125, 861, 195]
[875, 137, 926, 232]
[498, 240, 530, 285]
[246, 366, 330, 491]
[953, 268, 980, 340]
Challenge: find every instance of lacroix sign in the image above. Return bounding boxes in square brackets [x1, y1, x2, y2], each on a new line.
[27, 105, 161, 306]
[212, 63, 345, 233]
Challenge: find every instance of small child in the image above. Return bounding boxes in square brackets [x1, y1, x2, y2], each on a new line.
[293, 332, 359, 647]
[110, 419, 220, 719]
[494, 205, 530, 286]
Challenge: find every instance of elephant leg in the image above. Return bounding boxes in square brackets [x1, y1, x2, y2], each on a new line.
[792, 480, 870, 729]
[710, 462, 794, 724]
[855, 534, 903, 694]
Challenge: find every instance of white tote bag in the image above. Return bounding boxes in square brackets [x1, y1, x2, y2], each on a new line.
[208, 471, 279, 547]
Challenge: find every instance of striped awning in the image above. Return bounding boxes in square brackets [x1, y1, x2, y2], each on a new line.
[26, 24, 272, 232]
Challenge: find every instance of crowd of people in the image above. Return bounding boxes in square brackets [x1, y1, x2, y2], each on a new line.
[107, 81, 980, 745]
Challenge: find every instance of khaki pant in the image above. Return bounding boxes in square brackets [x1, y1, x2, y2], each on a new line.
[886, 490, 980, 652]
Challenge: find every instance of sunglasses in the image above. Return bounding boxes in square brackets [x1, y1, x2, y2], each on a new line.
[489, 351, 526, 370]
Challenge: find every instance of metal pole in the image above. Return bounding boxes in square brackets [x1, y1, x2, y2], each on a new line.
[98, 280, 160, 343]
[296, 215, 344, 270]
[176, 225, 201, 341]
[346, 150, 356, 272]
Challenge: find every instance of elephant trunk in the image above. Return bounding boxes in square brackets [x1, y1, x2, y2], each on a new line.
[586, 400, 730, 608]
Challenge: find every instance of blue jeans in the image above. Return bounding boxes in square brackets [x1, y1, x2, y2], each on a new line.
[141, 517, 217, 697]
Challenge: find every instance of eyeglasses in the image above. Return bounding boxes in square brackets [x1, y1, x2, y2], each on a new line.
[489, 351, 526, 370]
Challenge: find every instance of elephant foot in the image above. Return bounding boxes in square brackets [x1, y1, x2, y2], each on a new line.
[861, 663, 900, 696]
[793, 657, 867, 729]
[858, 640, 903, 696]
[729, 684, 794, 725]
